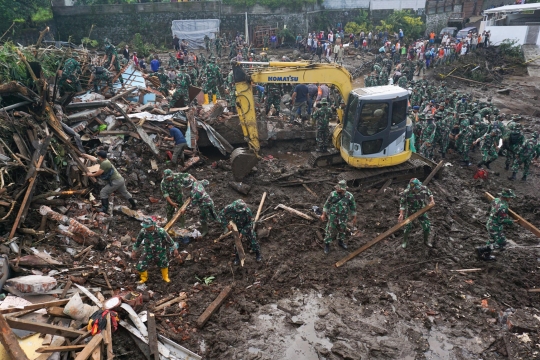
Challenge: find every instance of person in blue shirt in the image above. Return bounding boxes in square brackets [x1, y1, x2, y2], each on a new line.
[290, 84, 309, 124]
[150, 55, 161, 73]
[164, 121, 187, 166]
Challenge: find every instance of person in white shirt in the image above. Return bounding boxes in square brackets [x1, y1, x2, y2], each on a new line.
[333, 43, 340, 62]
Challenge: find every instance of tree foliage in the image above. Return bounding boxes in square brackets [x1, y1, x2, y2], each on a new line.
[385, 10, 425, 39]
[0, 0, 51, 33]
[222, 0, 317, 10]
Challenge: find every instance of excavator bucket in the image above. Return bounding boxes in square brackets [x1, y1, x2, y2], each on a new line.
[230, 147, 258, 180]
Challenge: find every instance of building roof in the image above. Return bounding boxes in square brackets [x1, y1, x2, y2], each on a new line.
[484, 3, 540, 14]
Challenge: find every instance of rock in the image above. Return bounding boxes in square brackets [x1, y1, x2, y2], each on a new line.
[6, 275, 57, 293]
[292, 50, 301, 58]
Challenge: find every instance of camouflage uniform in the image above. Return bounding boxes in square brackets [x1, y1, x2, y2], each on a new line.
[459, 124, 476, 163]
[226, 70, 236, 110]
[511, 134, 539, 179]
[104, 40, 123, 83]
[184, 179, 218, 225]
[161, 172, 190, 222]
[455, 100, 468, 114]
[169, 71, 191, 108]
[156, 70, 170, 96]
[477, 128, 501, 166]
[168, 53, 177, 68]
[322, 183, 356, 246]
[91, 66, 113, 92]
[486, 197, 514, 247]
[397, 75, 408, 88]
[203, 61, 221, 98]
[265, 83, 282, 115]
[420, 119, 436, 159]
[59, 58, 82, 94]
[215, 37, 222, 57]
[133, 225, 177, 272]
[313, 102, 333, 152]
[504, 119, 524, 170]
[219, 200, 260, 253]
[204, 35, 210, 52]
[455, 115, 470, 153]
[400, 179, 433, 246]
[415, 59, 425, 76]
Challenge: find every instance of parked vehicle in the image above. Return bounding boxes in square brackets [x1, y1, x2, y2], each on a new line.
[437, 27, 458, 42]
[456, 27, 478, 40]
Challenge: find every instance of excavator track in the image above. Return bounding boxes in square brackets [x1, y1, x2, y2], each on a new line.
[309, 151, 439, 186]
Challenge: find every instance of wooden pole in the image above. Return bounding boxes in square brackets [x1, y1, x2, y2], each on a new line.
[335, 203, 435, 268]
[147, 313, 159, 360]
[105, 313, 114, 360]
[0, 314, 30, 360]
[484, 192, 540, 238]
[253, 192, 267, 230]
[163, 198, 191, 231]
[213, 231, 232, 243]
[230, 222, 246, 266]
[423, 160, 444, 185]
[275, 204, 314, 221]
[196, 286, 233, 328]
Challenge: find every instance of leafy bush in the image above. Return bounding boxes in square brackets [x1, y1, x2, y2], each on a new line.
[132, 33, 150, 58]
[498, 39, 524, 60]
[278, 28, 295, 44]
[31, 7, 53, 22]
[345, 22, 362, 35]
[82, 37, 99, 48]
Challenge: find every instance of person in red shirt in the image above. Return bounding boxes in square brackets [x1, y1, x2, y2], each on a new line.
[132, 52, 139, 68]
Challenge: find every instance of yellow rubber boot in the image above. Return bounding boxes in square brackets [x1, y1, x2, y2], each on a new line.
[212, 94, 217, 104]
[203, 94, 209, 105]
[137, 271, 148, 284]
[161, 268, 171, 283]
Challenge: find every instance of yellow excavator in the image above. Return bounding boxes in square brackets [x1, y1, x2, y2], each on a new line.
[230, 61, 436, 183]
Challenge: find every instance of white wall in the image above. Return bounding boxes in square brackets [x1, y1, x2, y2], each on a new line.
[322, 0, 425, 10]
[322, 0, 370, 9]
[485, 25, 528, 45]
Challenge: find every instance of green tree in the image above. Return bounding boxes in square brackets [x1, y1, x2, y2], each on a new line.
[344, 22, 362, 35]
[386, 10, 425, 39]
[0, 0, 51, 33]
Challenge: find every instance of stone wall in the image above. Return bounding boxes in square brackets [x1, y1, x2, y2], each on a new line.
[52, 2, 322, 46]
[425, 12, 454, 34]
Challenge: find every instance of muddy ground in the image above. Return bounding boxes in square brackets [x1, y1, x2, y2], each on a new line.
[29, 46, 540, 359]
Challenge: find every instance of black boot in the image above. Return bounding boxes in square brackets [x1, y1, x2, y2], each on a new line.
[338, 240, 348, 250]
[477, 160, 485, 168]
[521, 175, 527, 181]
[233, 252, 240, 266]
[128, 198, 137, 210]
[476, 245, 495, 261]
[508, 172, 517, 181]
[324, 243, 330, 254]
[98, 198, 109, 213]
[505, 164, 509, 171]
[423, 231, 433, 248]
[255, 251, 262, 262]
[485, 161, 492, 169]
[441, 152, 446, 159]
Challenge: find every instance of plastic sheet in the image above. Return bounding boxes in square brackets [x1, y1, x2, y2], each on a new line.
[171, 19, 220, 50]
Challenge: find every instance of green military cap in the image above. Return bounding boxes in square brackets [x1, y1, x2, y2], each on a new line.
[180, 65, 186, 70]
[409, 178, 422, 189]
[320, 98, 328, 105]
[181, 178, 194, 188]
[417, 113, 425, 119]
[163, 169, 173, 177]
[499, 189, 516, 198]
[141, 218, 156, 228]
[493, 108, 500, 114]
[511, 114, 522, 120]
[425, 113, 433, 120]
[335, 180, 347, 190]
[459, 113, 467, 118]
[465, 110, 472, 115]
[434, 112, 443, 118]
[532, 131, 539, 139]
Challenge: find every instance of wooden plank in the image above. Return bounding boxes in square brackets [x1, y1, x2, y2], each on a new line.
[213, 231, 232, 243]
[163, 198, 191, 231]
[196, 286, 233, 328]
[423, 160, 444, 185]
[153, 293, 187, 312]
[153, 294, 175, 307]
[230, 222, 246, 267]
[6, 317, 86, 338]
[36, 344, 87, 353]
[46, 307, 72, 319]
[35, 336, 66, 360]
[0, 298, 72, 314]
[377, 179, 392, 194]
[302, 184, 318, 198]
[527, 289, 540, 293]
[449, 268, 483, 273]
[74, 333, 103, 360]
[90, 344, 101, 360]
[60, 280, 73, 299]
[254, 192, 267, 223]
[74, 245, 94, 259]
[105, 313, 114, 360]
[485, 192, 540, 238]
[147, 313, 159, 360]
[0, 314, 30, 360]
[274, 204, 314, 221]
[335, 203, 435, 268]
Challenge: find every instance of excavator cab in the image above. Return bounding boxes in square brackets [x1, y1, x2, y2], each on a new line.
[337, 85, 413, 168]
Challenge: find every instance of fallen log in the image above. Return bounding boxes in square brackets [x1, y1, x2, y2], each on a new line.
[230, 222, 246, 266]
[39, 206, 103, 247]
[196, 286, 233, 328]
[275, 204, 314, 221]
[484, 192, 540, 238]
[164, 198, 191, 231]
[0, 314, 30, 360]
[377, 179, 392, 194]
[335, 203, 435, 267]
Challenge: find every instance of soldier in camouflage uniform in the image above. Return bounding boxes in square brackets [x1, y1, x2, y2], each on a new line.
[204, 34, 210, 52]
[58, 58, 82, 95]
[203, 57, 221, 104]
[476, 189, 517, 261]
[215, 36, 223, 57]
[156, 68, 170, 96]
[415, 58, 425, 76]
[265, 83, 282, 115]
[187, 62, 199, 86]
[475, 127, 502, 169]
[182, 178, 218, 237]
[103, 38, 123, 83]
[504, 115, 524, 171]
[169, 66, 191, 108]
[89, 65, 113, 92]
[398, 178, 435, 248]
[225, 69, 237, 113]
[160, 169, 196, 224]
[313, 98, 333, 152]
[219, 199, 262, 263]
[455, 97, 468, 114]
[455, 112, 470, 153]
[420, 114, 436, 159]
[131, 218, 179, 283]
[509, 132, 540, 181]
[397, 75, 408, 88]
[320, 180, 357, 254]
[457, 123, 477, 166]
[168, 52, 177, 68]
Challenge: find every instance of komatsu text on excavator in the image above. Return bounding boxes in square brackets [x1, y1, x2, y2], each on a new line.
[230, 61, 436, 183]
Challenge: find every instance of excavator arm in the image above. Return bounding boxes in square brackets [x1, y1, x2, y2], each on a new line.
[230, 61, 353, 180]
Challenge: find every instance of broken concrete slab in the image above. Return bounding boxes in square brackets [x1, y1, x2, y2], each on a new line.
[5, 275, 57, 294]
